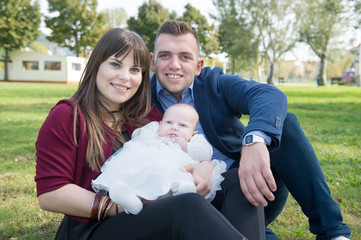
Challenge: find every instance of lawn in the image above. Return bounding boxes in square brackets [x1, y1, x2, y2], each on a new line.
[0, 82, 360, 239]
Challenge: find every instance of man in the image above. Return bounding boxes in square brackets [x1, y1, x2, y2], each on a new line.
[149, 20, 351, 240]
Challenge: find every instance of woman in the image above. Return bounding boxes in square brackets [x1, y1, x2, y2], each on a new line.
[35, 28, 257, 240]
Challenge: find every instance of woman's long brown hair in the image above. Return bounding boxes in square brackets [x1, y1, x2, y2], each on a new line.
[72, 28, 151, 171]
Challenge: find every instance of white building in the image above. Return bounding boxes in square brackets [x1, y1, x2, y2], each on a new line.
[0, 51, 87, 84]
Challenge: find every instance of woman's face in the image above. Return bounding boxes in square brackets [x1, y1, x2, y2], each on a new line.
[96, 51, 143, 111]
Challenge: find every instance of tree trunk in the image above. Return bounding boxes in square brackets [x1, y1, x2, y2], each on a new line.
[4, 49, 10, 81]
[231, 58, 236, 75]
[317, 55, 327, 86]
[267, 62, 274, 85]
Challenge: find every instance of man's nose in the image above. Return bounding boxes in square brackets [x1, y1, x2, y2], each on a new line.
[169, 56, 181, 70]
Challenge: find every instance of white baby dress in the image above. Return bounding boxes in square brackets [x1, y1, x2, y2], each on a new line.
[92, 121, 226, 202]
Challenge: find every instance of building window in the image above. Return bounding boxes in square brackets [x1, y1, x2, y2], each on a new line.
[72, 63, 81, 71]
[23, 61, 39, 70]
[45, 61, 61, 70]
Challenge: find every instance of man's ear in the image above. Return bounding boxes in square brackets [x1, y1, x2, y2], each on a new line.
[195, 59, 204, 76]
[192, 131, 198, 136]
[150, 52, 155, 72]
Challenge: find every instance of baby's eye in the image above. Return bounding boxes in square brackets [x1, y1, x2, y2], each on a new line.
[179, 124, 186, 127]
[166, 121, 172, 124]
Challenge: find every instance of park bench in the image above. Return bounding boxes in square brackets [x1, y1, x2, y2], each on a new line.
[331, 77, 342, 85]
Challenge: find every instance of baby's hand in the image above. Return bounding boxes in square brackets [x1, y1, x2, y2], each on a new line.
[173, 137, 188, 152]
[155, 135, 170, 145]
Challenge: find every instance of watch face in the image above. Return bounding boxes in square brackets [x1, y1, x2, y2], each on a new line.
[245, 135, 253, 144]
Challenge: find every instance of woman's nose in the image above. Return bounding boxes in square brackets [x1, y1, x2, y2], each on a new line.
[118, 69, 130, 81]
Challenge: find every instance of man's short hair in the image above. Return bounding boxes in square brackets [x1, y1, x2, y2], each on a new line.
[155, 20, 200, 53]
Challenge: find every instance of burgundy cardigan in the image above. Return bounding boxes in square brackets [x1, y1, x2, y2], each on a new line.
[35, 98, 162, 222]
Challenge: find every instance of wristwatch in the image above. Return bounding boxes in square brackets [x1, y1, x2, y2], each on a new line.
[243, 134, 266, 147]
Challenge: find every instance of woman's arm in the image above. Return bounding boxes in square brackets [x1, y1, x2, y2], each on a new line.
[38, 184, 119, 218]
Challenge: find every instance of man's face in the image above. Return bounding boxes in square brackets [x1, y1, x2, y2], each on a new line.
[150, 33, 203, 102]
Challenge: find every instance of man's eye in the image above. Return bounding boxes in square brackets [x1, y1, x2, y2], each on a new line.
[181, 55, 190, 60]
[158, 54, 169, 58]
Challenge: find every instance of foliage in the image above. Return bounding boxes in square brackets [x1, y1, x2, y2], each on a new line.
[102, 7, 128, 29]
[212, 0, 259, 75]
[212, 0, 301, 83]
[30, 41, 48, 54]
[45, 0, 106, 57]
[354, 0, 361, 28]
[299, 0, 347, 86]
[327, 51, 356, 77]
[0, 0, 41, 81]
[127, 0, 170, 53]
[1, 82, 360, 239]
[179, 3, 219, 58]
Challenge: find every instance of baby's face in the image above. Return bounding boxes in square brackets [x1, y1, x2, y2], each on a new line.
[158, 106, 197, 141]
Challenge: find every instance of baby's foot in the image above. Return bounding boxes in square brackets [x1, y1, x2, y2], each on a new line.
[109, 181, 143, 215]
[173, 181, 196, 195]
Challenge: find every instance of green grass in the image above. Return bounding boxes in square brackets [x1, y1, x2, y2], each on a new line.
[0, 82, 360, 239]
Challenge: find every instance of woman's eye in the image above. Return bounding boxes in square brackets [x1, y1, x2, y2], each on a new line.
[131, 67, 141, 73]
[110, 62, 120, 68]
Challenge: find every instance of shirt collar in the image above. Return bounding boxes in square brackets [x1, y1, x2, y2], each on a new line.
[155, 77, 195, 101]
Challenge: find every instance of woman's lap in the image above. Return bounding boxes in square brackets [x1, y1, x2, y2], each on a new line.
[56, 170, 263, 240]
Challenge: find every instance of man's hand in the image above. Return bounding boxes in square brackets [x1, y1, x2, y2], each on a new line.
[238, 143, 277, 207]
[184, 161, 213, 196]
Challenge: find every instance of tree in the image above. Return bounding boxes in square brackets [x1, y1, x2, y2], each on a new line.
[0, 0, 41, 81]
[127, 0, 169, 53]
[247, 0, 302, 84]
[354, 0, 361, 28]
[179, 3, 219, 58]
[299, 0, 347, 86]
[45, 0, 106, 57]
[102, 7, 128, 29]
[212, 0, 259, 75]
[213, 0, 300, 82]
[30, 41, 48, 53]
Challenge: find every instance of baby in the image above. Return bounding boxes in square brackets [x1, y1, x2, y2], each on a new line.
[92, 103, 226, 214]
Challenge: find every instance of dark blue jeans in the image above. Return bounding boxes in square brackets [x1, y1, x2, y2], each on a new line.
[265, 112, 351, 240]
